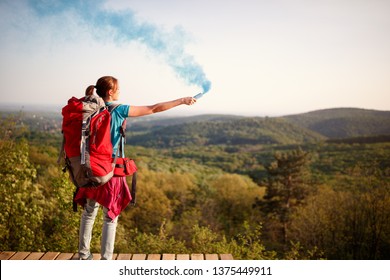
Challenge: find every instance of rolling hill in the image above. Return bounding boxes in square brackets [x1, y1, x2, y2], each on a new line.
[126, 108, 390, 148]
[283, 108, 390, 138]
[2, 106, 389, 146]
[127, 117, 325, 147]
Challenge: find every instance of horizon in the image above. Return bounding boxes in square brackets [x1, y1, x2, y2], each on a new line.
[1, 102, 388, 119]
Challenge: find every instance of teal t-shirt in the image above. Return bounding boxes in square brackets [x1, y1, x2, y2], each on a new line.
[106, 103, 130, 157]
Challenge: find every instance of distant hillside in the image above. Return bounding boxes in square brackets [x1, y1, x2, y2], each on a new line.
[126, 108, 390, 147]
[283, 108, 390, 138]
[2, 106, 389, 145]
[128, 114, 244, 133]
[127, 117, 325, 147]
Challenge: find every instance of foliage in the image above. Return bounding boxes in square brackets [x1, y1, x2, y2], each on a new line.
[1, 109, 389, 259]
[201, 174, 264, 236]
[259, 148, 312, 247]
[227, 222, 277, 260]
[117, 226, 188, 254]
[289, 165, 390, 259]
[41, 170, 83, 252]
[283, 241, 325, 260]
[127, 117, 324, 148]
[0, 138, 45, 251]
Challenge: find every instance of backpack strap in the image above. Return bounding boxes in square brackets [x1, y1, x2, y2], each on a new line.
[107, 103, 121, 113]
[80, 118, 89, 165]
[119, 118, 127, 156]
[130, 172, 137, 205]
[107, 104, 127, 157]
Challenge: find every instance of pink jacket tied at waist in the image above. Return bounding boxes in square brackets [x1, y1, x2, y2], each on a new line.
[74, 176, 132, 220]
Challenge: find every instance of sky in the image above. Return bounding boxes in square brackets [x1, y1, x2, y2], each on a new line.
[0, 0, 389, 116]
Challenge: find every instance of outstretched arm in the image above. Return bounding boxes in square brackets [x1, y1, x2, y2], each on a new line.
[128, 97, 196, 117]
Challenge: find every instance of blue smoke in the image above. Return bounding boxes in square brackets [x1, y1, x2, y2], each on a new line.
[28, 0, 211, 93]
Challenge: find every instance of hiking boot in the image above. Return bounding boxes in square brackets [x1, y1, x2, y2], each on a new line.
[79, 253, 93, 260]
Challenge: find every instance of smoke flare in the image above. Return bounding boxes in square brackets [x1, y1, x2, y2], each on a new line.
[29, 0, 211, 94]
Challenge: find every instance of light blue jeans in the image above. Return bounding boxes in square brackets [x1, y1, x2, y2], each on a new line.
[79, 199, 118, 260]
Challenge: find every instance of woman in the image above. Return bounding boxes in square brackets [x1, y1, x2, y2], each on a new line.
[76, 76, 196, 260]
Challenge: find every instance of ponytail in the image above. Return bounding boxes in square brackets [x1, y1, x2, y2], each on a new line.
[85, 85, 95, 96]
[85, 76, 118, 99]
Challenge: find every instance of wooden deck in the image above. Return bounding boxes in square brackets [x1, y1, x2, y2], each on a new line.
[0, 251, 233, 260]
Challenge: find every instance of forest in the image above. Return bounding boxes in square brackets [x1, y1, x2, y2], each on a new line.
[1, 107, 389, 259]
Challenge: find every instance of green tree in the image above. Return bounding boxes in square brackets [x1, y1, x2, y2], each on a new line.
[260, 148, 311, 247]
[289, 187, 349, 258]
[41, 169, 82, 252]
[207, 174, 264, 236]
[290, 165, 390, 259]
[0, 138, 45, 250]
[227, 222, 277, 260]
[121, 169, 173, 235]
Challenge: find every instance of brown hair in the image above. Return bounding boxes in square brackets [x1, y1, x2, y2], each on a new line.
[85, 76, 118, 98]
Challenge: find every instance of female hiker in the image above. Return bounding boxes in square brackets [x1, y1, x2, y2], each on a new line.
[75, 75, 196, 260]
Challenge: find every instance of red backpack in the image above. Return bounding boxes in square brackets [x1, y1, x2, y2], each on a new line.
[59, 95, 137, 211]
[59, 95, 115, 189]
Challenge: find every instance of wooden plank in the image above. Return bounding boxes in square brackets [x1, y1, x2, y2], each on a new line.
[71, 253, 81, 260]
[176, 254, 190, 260]
[25, 252, 45, 260]
[162, 254, 175, 260]
[132, 254, 147, 260]
[2, 251, 234, 260]
[147, 254, 161, 260]
[10, 252, 31, 260]
[55, 253, 75, 260]
[220, 254, 233, 260]
[191, 254, 205, 260]
[40, 252, 60, 260]
[205, 254, 219, 260]
[0, 251, 16, 260]
[116, 254, 132, 260]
